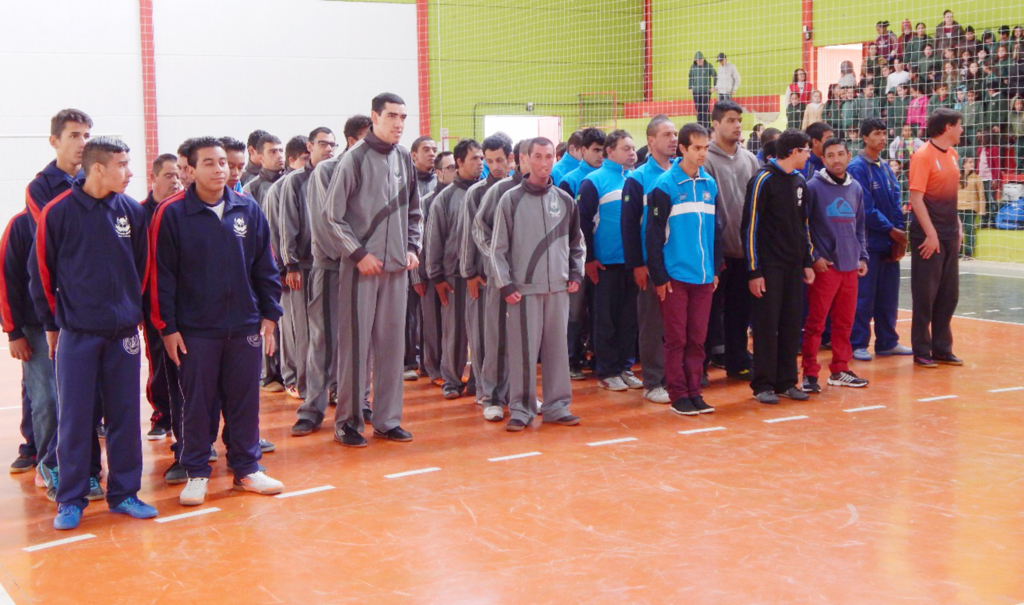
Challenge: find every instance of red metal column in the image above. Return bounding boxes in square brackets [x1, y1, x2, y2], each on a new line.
[416, 0, 431, 136]
[139, 0, 159, 188]
[802, 0, 816, 89]
[643, 0, 653, 102]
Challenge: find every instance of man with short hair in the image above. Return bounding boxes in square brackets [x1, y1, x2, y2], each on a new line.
[411, 136, 438, 199]
[689, 51, 717, 128]
[550, 130, 584, 186]
[343, 115, 372, 151]
[908, 109, 964, 367]
[177, 139, 196, 191]
[491, 138, 584, 432]
[577, 130, 641, 392]
[325, 92, 422, 447]
[756, 128, 781, 164]
[31, 137, 156, 529]
[151, 137, 284, 506]
[741, 129, 817, 404]
[414, 151, 454, 387]
[220, 137, 248, 192]
[802, 122, 834, 179]
[715, 53, 740, 100]
[404, 134, 436, 380]
[622, 115, 677, 403]
[241, 129, 269, 187]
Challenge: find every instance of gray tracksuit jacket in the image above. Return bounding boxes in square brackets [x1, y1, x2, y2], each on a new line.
[309, 155, 342, 270]
[263, 167, 294, 272]
[324, 131, 422, 272]
[243, 167, 284, 212]
[473, 172, 523, 280]
[704, 140, 760, 259]
[490, 178, 585, 298]
[413, 181, 446, 286]
[278, 162, 315, 271]
[416, 169, 437, 200]
[459, 173, 500, 279]
[426, 174, 478, 281]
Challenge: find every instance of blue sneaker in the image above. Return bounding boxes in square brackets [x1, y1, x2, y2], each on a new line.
[54, 504, 82, 530]
[109, 497, 158, 520]
[853, 348, 873, 361]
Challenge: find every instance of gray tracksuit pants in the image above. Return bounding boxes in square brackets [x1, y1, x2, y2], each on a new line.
[298, 267, 337, 425]
[279, 282, 297, 388]
[637, 281, 666, 390]
[334, 264, 407, 434]
[466, 283, 487, 398]
[478, 283, 509, 408]
[420, 279, 443, 381]
[440, 276, 469, 391]
[285, 268, 311, 397]
[507, 291, 573, 424]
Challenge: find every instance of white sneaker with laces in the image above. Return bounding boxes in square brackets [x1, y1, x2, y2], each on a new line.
[643, 387, 671, 404]
[620, 372, 643, 389]
[180, 477, 209, 506]
[234, 471, 284, 495]
[483, 406, 505, 422]
[600, 376, 628, 391]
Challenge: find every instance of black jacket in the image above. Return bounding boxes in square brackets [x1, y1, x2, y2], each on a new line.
[741, 160, 813, 278]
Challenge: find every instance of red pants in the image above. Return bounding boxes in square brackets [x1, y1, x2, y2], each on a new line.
[802, 267, 858, 376]
[659, 281, 714, 400]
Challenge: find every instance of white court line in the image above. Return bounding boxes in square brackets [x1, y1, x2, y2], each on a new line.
[587, 437, 638, 447]
[959, 272, 1024, 280]
[896, 318, 912, 322]
[918, 395, 958, 402]
[764, 416, 809, 424]
[275, 485, 336, 499]
[844, 405, 886, 413]
[985, 309, 1001, 313]
[23, 533, 96, 552]
[961, 312, 977, 316]
[1011, 307, 1023, 311]
[385, 467, 441, 479]
[679, 426, 727, 435]
[989, 386, 1024, 393]
[898, 308, 1024, 327]
[488, 452, 542, 462]
[154, 507, 221, 524]
[0, 578, 14, 605]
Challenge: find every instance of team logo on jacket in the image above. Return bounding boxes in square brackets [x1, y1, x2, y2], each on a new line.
[122, 334, 141, 355]
[247, 334, 262, 348]
[115, 216, 131, 238]
[233, 217, 247, 237]
[796, 188, 804, 207]
[548, 196, 561, 217]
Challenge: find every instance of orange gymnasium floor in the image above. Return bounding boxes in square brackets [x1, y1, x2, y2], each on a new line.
[0, 265, 1023, 605]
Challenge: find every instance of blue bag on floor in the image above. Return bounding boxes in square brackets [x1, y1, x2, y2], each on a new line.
[995, 201, 1024, 230]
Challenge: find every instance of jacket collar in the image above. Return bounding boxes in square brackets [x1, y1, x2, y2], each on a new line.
[416, 168, 435, 182]
[70, 183, 117, 210]
[672, 162, 711, 185]
[600, 158, 628, 175]
[363, 129, 396, 155]
[453, 174, 478, 190]
[259, 167, 283, 183]
[243, 162, 261, 178]
[816, 168, 853, 185]
[521, 177, 553, 196]
[184, 184, 247, 216]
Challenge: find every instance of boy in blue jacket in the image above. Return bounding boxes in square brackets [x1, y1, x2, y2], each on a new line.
[30, 137, 157, 530]
[646, 123, 720, 416]
[151, 137, 284, 506]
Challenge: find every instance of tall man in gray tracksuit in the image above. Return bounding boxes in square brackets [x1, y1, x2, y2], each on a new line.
[459, 135, 512, 411]
[473, 141, 528, 421]
[324, 93, 422, 447]
[491, 137, 585, 432]
[426, 139, 482, 399]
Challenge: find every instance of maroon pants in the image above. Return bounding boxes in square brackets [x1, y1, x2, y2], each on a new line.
[802, 267, 858, 376]
[659, 281, 715, 400]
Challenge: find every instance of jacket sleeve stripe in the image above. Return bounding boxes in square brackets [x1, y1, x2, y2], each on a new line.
[747, 172, 771, 272]
[34, 191, 72, 318]
[0, 212, 26, 333]
[147, 192, 185, 331]
[25, 186, 42, 225]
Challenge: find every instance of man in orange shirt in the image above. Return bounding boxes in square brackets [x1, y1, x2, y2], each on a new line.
[907, 108, 963, 368]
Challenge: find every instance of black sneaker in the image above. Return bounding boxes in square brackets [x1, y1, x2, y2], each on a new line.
[335, 425, 367, 448]
[259, 438, 276, 453]
[727, 369, 752, 381]
[670, 398, 699, 416]
[691, 395, 715, 414]
[374, 426, 413, 442]
[147, 426, 168, 440]
[96, 424, 107, 439]
[505, 418, 529, 432]
[10, 453, 36, 474]
[777, 387, 810, 401]
[933, 353, 963, 366]
[291, 419, 317, 437]
[164, 461, 187, 485]
[700, 373, 710, 388]
[362, 408, 372, 423]
[827, 371, 869, 388]
[329, 390, 338, 406]
[914, 355, 938, 368]
[801, 376, 821, 394]
[209, 445, 218, 461]
[546, 414, 581, 426]
[569, 368, 586, 381]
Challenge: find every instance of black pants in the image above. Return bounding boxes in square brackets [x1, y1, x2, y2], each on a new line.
[694, 91, 711, 128]
[910, 237, 959, 358]
[592, 264, 639, 378]
[718, 257, 754, 374]
[751, 265, 804, 394]
[567, 279, 591, 370]
[404, 286, 421, 371]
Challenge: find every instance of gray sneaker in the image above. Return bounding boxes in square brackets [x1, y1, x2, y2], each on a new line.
[599, 376, 628, 391]
[483, 405, 505, 422]
[876, 344, 913, 356]
[754, 391, 780, 404]
[87, 476, 104, 501]
[620, 371, 643, 389]
[777, 387, 810, 401]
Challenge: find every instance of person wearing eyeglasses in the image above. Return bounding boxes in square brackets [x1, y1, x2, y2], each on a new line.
[741, 129, 817, 405]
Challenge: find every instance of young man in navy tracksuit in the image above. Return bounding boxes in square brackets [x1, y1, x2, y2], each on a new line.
[29, 137, 157, 530]
[646, 123, 721, 416]
[150, 137, 284, 506]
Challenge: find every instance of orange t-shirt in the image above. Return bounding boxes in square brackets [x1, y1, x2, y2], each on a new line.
[908, 141, 960, 240]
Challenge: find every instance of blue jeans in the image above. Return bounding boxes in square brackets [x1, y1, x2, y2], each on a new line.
[22, 327, 57, 468]
[851, 250, 901, 352]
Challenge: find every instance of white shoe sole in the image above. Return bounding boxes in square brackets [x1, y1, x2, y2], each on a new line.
[599, 382, 628, 392]
[234, 483, 284, 495]
[827, 379, 868, 388]
[147, 433, 167, 441]
[483, 408, 505, 422]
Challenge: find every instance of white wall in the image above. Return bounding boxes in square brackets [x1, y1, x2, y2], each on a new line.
[0, 0, 419, 227]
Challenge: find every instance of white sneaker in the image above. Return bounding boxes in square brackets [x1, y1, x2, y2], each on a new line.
[179, 477, 209, 506]
[483, 406, 505, 422]
[599, 376, 628, 391]
[403, 370, 419, 381]
[620, 372, 643, 389]
[233, 471, 284, 495]
[643, 387, 671, 404]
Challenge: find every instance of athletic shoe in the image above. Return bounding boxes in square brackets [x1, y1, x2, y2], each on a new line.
[226, 462, 266, 473]
[483, 406, 505, 422]
[362, 408, 373, 423]
[934, 353, 963, 366]
[291, 419, 317, 437]
[46, 467, 59, 503]
[852, 348, 873, 361]
[164, 461, 187, 485]
[727, 369, 752, 381]
[147, 426, 168, 440]
[443, 387, 462, 400]
[87, 476, 105, 501]
[233, 471, 284, 495]
[505, 419, 529, 432]
[35, 470, 45, 488]
[96, 424, 107, 439]
[10, 453, 35, 473]
[285, 385, 302, 400]
[700, 373, 710, 388]
[670, 398, 698, 416]
[109, 496, 158, 519]
[599, 376, 628, 391]
[209, 445, 218, 461]
[876, 344, 913, 356]
[403, 370, 419, 381]
[914, 355, 938, 368]
[260, 380, 285, 393]
[708, 354, 726, 369]
[691, 395, 715, 414]
[546, 414, 581, 426]
[828, 371, 869, 388]
[373, 427, 413, 442]
[754, 391, 780, 405]
[53, 504, 82, 530]
[569, 368, 586, 381]
[620, 372, 643, 389]
[801, 376, 821, 394]
[777, 387, 810, 401]
[329, 390, 337, 406]
[431, 377, 445, 388]
[643, 387, 671, 404]
[179, 477, 208, 506]
[259, 438, 276, 453]
[820, 342, 832, 351]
